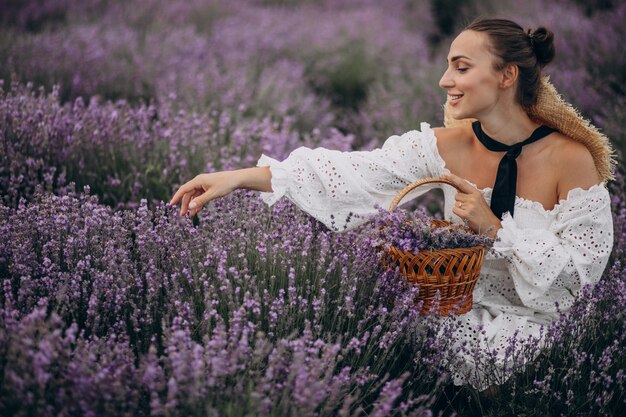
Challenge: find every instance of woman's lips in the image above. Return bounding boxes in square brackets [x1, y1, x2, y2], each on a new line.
[448, 94, 463, 105]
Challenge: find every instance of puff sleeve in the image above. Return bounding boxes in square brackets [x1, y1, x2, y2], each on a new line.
[489, 183, 614, 312]
[256, 122, 446, 231]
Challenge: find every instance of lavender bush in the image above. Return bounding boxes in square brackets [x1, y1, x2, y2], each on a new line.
[0, 0, 443, 145]
[0, 81, 353, 210]
[0, 186, 456, 416]
[1, 0, 625, 415]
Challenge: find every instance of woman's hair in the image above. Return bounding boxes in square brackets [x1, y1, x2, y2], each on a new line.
[464, 18, 555, 109]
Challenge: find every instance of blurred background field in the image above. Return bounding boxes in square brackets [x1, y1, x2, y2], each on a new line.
[1, 0, 625, 209]
[1, 0, 625, 416]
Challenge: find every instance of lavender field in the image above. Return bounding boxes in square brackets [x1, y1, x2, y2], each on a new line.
[1, 0, 625, 415]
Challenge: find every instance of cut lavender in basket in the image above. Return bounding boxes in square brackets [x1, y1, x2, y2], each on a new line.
[366, 206, 495, 254]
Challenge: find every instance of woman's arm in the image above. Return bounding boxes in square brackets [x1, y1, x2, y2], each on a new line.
[490, 183, 613, 313]
[170, 125, 466, 227]
[255, 122, 447, 231]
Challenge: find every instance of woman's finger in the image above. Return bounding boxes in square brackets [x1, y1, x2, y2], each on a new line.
[180, 191, 196, 216]
[188, 190, 204, 216]
[454, 193, 469, 203]
[169, 180, 195, 206]
[452, 205, 465, 218]
[189, 189, 216, 216]
[443, 172, 478, 195]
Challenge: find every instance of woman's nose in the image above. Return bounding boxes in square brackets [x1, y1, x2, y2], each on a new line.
[439, 68, 453, 89]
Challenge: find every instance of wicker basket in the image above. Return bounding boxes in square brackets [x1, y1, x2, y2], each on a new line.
[383, 178, 485, 316]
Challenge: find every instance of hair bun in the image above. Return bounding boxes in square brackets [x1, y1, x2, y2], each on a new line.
[529, 27, 555, 67]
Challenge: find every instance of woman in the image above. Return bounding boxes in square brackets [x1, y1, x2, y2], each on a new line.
[169, 18, 615, 390]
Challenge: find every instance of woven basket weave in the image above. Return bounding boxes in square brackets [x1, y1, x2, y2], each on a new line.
[383, 178, 485, 316]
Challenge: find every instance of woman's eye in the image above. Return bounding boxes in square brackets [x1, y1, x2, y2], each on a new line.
[457, 67, 469, 73]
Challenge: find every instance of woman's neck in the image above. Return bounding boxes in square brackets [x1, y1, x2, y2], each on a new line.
[476, 105, 541, 146]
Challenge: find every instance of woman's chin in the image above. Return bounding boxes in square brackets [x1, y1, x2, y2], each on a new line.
[449, 109, 469, 120]
[445, 102, 476, 121]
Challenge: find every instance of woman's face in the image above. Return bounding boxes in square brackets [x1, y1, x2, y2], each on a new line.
[439, 30, 505, 120]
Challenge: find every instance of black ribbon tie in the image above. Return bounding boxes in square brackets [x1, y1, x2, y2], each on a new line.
[471, 121, 557, 220]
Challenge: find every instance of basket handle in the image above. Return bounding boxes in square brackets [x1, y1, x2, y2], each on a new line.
[388, 177, 461, 211]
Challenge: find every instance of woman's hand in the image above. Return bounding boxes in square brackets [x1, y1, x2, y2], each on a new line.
[169, 166, 273, 217]
[168, 171, 241, 217]
[443, 172, 502, 238]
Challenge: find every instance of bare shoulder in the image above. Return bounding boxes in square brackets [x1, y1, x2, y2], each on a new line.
[551, 133, 602, 199]
[432, 125, 473, 164]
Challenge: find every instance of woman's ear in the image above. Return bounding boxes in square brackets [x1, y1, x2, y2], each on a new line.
[499, 64, 518, 88]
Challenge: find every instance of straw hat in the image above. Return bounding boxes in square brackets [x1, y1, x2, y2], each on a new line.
[443, 76, 617, 182]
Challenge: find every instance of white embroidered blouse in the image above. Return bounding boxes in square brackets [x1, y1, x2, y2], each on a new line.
[256, 122, 614, 390]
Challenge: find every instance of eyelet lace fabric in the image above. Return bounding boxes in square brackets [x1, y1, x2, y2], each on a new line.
[257, 122, 447, 231]
[257, 122, 614, 391]
[443, 182, 612, 391]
